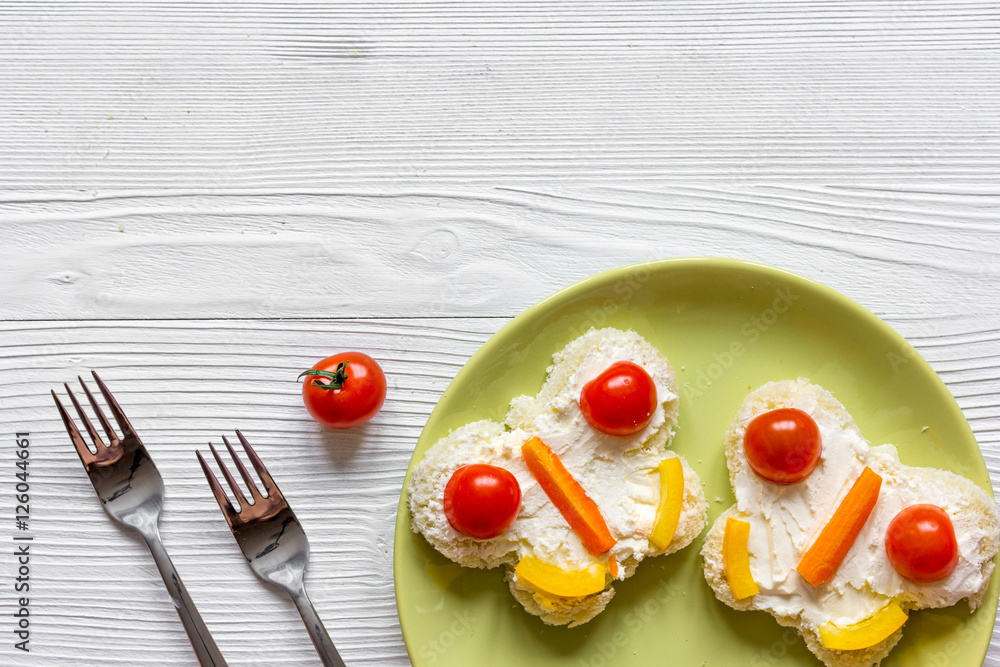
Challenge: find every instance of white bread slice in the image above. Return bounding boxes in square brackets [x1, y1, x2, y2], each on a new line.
[407, 328, 706, 627]
[408, 418, 620, 627]
[702, 379, 999, 667]
[702, 506, 905, 667]
[506, 327, 680, 452]
[408, 420, 527, 569]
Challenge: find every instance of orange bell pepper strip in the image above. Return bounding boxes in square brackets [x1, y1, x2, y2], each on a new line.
[521, 436, 617, 556]
[797, 466, 882, 586]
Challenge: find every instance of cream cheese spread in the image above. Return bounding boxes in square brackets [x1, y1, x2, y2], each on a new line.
[521, 335, 679, 569]
[419, 332, 681, 571]
[734, 393, 994, 631]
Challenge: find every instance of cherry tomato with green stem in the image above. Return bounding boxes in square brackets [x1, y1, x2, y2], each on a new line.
[298, 352, 387, 429]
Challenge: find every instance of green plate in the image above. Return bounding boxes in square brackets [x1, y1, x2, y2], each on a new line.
[393, 258, 997, 667]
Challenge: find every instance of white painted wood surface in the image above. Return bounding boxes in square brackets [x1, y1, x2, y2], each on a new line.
[1, 1, 999, 665]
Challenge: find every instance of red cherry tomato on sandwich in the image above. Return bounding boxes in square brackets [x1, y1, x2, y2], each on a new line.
[579, 361, 658, 436]
[443, 464, 521, 540]
[743, 408, 821, 484]
[299, 352, 386, 429]
[885, 504, 959, 583]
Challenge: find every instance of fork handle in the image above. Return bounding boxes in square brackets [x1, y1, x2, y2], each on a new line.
[290, 587, 347, 667]
[144, 530, 229, 667]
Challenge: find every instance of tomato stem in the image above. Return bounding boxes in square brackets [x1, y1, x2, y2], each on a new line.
[297, 361, 349, 390]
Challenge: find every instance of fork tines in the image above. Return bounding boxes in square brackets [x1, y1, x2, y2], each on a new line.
[196, 431, 284, 527]
[52, 371, 134, 468]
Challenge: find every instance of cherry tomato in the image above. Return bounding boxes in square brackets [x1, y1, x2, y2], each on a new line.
[299, 352, 386, 429]
[743, 408, 821, 484]
[885, 504, 959, 583]
[579, 361, 658, 436]
[443, 464, 521, 540]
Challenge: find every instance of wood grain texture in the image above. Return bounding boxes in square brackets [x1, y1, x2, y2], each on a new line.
[1, 1, 999, 191]
[0, 319, 500, 665]
[1, 0, 999, 665]
[2, 186, 999, 320]
[2, 315, 1000, 666]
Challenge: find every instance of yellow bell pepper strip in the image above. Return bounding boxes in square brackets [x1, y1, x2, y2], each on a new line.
[514, 555, 607, 598]
[521, 436, 617, 557]
[819, 602, 908, 651]
[723, 517, 759, 599]
[649, 457, 684, 549]
[797, 466, 883, 587]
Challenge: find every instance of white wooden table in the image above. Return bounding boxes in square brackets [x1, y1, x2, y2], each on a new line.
[2, 2, 999, 665]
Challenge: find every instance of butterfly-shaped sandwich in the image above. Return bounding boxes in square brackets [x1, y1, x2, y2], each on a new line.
[408, 328, 707, 626]
[702, 379, 999, 667]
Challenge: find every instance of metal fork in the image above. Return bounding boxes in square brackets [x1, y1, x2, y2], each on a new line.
[52, 371, 228, 667]
[196, 431, 346, 667]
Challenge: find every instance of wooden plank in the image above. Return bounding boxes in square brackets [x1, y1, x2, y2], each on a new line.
[0, 319, 499, 665]
[1, 317, 998, 665]
[1, 1, 999, 191]
[2, 0, 999, 664]
[1, 186, 998, 320]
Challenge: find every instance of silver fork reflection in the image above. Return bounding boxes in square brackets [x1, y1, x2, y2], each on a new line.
[52, 372, 228, 666]
[196, 431, 346, 667]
